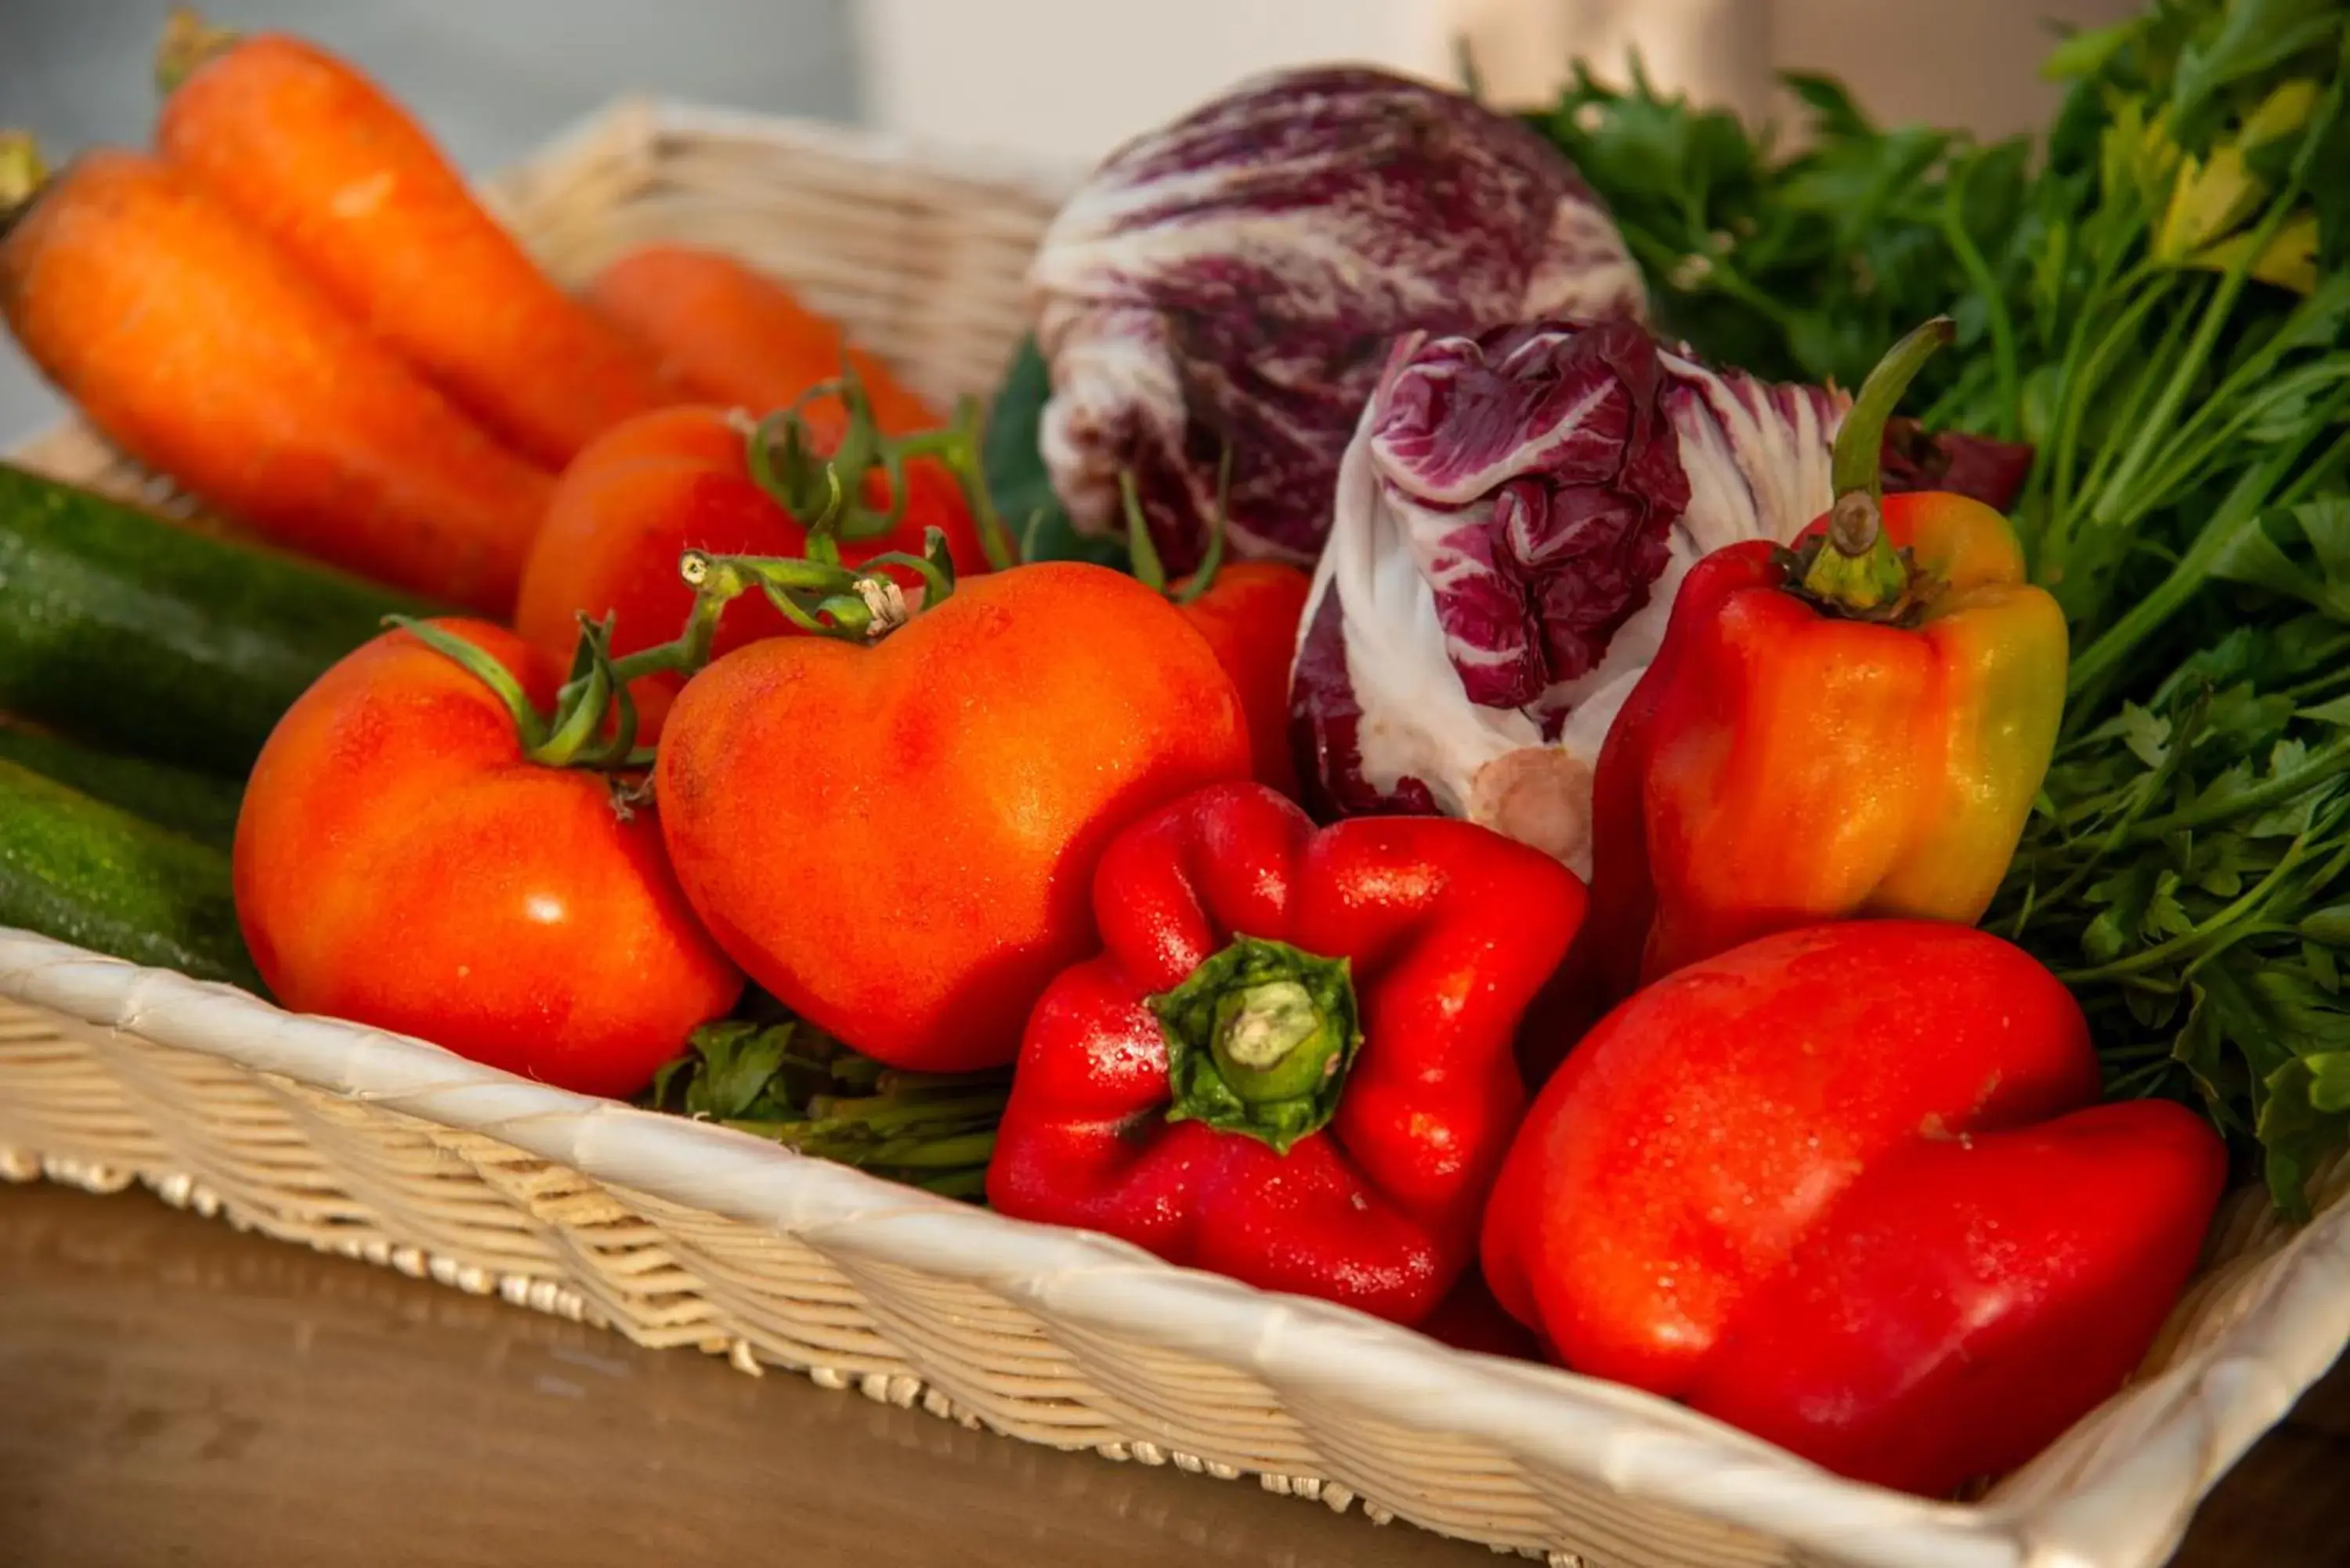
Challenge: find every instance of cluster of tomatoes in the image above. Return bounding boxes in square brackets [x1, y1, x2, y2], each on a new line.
[230, 396, 1313, 1102]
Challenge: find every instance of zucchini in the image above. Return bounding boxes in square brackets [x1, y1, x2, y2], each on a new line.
[0, 462, 447, 777]
[0, 758, 262, 990]
[0, 721, 244, 848]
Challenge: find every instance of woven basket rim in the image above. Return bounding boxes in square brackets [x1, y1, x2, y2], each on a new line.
[8, 923, 2343, 1568]
[505, 94, 1088, 201]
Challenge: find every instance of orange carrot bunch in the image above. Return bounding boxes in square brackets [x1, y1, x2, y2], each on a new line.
[0, 135, 548, 616]
[153, 8, 678, 470]
[588, 244, 942, 439]
[1, 9, 942, 621]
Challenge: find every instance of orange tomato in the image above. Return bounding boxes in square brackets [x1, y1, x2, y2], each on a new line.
[655, 563, 1253, 1072]
[234, 620, 743, 1097]
[514, 405, 989, 740]
[1170, 562, 1313, 799]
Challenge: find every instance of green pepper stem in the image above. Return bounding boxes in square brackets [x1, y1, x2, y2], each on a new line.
[1216, 980, 1327, 1075]
[1830, 316, 1956, 503]
[1152, 935, 1363, 1155]
[1802, 316, 1954, 613]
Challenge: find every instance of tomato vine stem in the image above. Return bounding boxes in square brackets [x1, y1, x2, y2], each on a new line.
[1118, 444, 1235, 603]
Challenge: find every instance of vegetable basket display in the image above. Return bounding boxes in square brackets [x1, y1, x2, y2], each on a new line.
[6, 96, 2350, 1568]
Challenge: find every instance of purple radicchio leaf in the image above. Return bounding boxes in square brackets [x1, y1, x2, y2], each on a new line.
[1290, 320, 1851, 875]
[1365, 319, 1690, 721]
[1031, 64, 1647, 576]
[1289, 589, 1442, 824]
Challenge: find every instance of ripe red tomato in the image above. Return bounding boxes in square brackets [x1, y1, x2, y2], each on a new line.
[514, 404, 989, 740]
[1171, 562, 1312, 799]
[656, 562, 1253, 1073]
[233, 620, 743, 1097]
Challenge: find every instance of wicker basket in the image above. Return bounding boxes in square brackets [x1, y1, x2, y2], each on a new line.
[6, 99, 2350, 1568]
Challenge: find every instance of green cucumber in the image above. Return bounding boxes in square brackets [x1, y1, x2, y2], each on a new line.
[0, 758, 262, 991]
[0, 723, 244, 848]
[0, 462, 449, 778]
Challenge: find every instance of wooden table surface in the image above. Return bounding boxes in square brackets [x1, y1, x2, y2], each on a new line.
[3, 1183, 2345, 1568]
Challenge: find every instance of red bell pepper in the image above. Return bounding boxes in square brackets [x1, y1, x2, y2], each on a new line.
[1572, 319, 2066, 1017]
[987, 779, 1586, 1327]
[1483, 920, 2228, 1498]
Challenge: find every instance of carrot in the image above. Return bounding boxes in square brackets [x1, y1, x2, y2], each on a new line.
[153, 8, 678, 469]
[0, 135, 551, 616]
[587, 244, 942, 437]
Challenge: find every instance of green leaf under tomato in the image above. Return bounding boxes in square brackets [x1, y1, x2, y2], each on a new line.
[642, 1005, 1008, 1201]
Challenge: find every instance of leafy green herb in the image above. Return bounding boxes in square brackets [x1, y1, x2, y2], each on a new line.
[644, 1006, 1007, 1201]
[1524, 61, 2027, 408]
[1994, 607, 2350, 1214]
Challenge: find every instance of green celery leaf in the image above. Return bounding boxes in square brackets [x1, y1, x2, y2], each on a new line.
[688, 1019, 796, 1122]
[1779, 70, 1875, 140]
[2120, 703, 2174, 768]
[2263, 271, 2350, 356]
[2186, 758, 2259, 818]
[2147, 869, 2198, 938]
[2310, 1051, 2350, 1111]
[2191, 826, 2262, 896]
[645, 1053, 692, 1111]
[2293, 497, 2350, 583]
[2261, 1041, 2350, 1217]
[2313, 98, 2350, 269]
[2249, 787, 2327, 839]
[2301, 905, 2350, 943]
[2042, 16, 2147, 83]
[2199, 683, 2300, 750]
[2084, 858, 2161, 961]
[2171, 980, 2250, 1129]
[2211, 500, 2350, 620]
[2211, 514, 2324, 602]
[2125, 985, 2186, 1031]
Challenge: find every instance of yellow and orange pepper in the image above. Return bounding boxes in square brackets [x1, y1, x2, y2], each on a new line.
[1578, 318, 2068, 1006]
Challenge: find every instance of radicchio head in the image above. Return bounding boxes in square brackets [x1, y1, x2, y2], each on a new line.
[1029, 65, 1646, 577]
[1292, 320, 1849, 876]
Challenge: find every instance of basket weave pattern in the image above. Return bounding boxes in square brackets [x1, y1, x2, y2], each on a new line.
[6, 103, 2350, 1568]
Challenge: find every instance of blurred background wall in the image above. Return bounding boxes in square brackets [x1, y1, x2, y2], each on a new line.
[0, 0, 2134, 443]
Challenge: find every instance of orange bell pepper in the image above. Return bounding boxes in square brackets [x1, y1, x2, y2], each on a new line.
[1578, 318, 2067, 1004]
